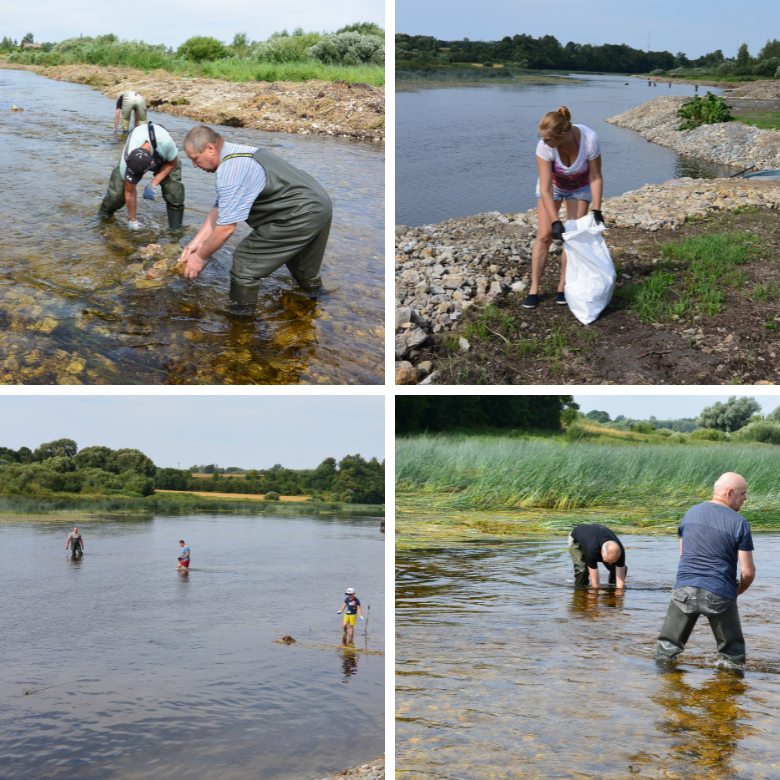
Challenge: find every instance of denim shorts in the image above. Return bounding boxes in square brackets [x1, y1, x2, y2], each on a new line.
[535, 179, 592, 202]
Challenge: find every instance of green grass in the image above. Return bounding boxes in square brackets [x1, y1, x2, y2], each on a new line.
[620, 232, 762, 322]
[735, 111, 780, 131]
[0, 493, 384, 517]
[396, 433, 780, 512]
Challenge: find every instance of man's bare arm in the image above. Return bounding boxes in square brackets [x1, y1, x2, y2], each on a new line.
[615, 566, 627, 589]
[114, 109, 120, 131]
[737, 549, 755, 595]
[589, 567, 600, 588]
[124, 181, 138, 222]
[151, 157, 178, 187]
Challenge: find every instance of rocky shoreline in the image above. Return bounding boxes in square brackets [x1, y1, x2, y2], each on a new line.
[606, 94, 780, 170]
[307, 756, 384, 780]
[395, 178, 780, 384]
[0, 63, 384, 142]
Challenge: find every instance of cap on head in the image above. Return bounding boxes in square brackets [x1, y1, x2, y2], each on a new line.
[345, 588, 355, 595]
[124, 148, 153, 184]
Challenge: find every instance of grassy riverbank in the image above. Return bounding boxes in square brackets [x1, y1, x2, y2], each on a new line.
[396, 67, 574, 91]
[396, 427, 780, 546]
[0, 492, 384, 518]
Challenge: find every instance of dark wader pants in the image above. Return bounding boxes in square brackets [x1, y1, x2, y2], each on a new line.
[71, 542, 82, 555]
[229, 148, 333, 304]
[656, 586, 745, 664]
[568, 535, 590, 588]
[99, 158, 185, 223]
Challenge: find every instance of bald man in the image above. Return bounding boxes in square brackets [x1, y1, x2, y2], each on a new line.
[656, 472, 755, 665]
[568, 524, 627, 589]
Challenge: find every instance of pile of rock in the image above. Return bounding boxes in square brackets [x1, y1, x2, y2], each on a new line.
[127, 243, 185, 288]
[309, 756, 384, 780]
[606, 95, 780, 170]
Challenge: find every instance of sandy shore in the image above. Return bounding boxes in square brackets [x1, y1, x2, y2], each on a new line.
[306, 756, 384, 780]
[0, 63, 384, 141]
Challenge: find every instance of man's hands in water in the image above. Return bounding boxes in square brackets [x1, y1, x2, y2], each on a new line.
[178, 244, 207, 280]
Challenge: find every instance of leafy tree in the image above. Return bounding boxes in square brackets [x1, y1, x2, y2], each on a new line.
[696, 396, 761, 432]
[265, 491, 280, 500]
[108, 448, 156, 477]
[74, 445, 113, 471]
[585, 410, 611, 424]
[178, 36, 226, 62]
[34, 438, 77, 461]
[21, 32, 34, 45]
[767, 405, 780, 423]
[737, 42, 750, 67]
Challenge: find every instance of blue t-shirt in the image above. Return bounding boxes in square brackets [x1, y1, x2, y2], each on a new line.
[180, 546, 190, 560]
[344, 596, 361, 615]
[675, 502, 754, 600]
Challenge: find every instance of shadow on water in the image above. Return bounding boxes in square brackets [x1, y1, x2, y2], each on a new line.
[396, 532, 780, 779]
[0, 69, 384, 384]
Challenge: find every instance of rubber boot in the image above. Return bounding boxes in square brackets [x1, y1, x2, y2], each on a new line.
[167, 206, 185, 230]
[98, 205, 113, 219]
[297, 275, 323, 293]
[230, 280, 260, 305]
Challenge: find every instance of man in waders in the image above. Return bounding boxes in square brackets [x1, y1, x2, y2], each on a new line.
[568, 523, 627, 588]
[113, 90, 147, 133]
[66, 527, 84, 556]
[337, 587, 364, 642]
[655, 472, 755, 665]
[98, 119, 185, 230]
[178, 125, 332, 304]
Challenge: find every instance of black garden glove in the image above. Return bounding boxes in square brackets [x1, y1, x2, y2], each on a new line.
[551, 220, 565, 241]
[592, 209, 605, 225]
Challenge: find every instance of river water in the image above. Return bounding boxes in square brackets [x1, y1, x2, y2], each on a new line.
[1, 513, 385, 779]
[0, 69, 384, 384]
[397, 533, 780, 779]
[396, 74, 737, 226]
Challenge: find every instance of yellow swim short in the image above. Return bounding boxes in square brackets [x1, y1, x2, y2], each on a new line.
[343, 614, 357, 626]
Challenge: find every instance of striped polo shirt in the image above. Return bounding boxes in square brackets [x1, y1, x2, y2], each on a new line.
[214, 142, 268, 226]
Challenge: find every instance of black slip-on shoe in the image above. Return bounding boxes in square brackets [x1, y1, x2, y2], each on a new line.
[556, 292, 567, 305]
[522, 293, 538, 309]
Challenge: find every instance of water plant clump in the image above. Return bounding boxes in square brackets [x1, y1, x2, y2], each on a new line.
[676, 92, 734, 130]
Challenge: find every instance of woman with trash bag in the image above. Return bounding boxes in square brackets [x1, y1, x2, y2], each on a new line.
[523, 106, 604, 310]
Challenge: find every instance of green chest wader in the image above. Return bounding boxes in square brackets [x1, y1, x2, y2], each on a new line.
[226, 149, 332, 304]
[99, 121, 185, 228]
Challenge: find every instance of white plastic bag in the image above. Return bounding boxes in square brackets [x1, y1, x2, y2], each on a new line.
[562, 213, 616, 325]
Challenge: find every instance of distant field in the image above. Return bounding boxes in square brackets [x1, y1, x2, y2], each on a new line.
[157, 489, 309, 501]
[191, 473, 247, 479]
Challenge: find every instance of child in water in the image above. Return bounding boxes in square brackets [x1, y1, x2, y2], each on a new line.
[336, 587, 364, 642]
[177, 540, 190, 570]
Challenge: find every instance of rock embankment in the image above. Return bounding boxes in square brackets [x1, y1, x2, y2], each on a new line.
[0, 63, 384, 141]
[395, 178, 780, 383]
[307, 756, 384, 780]
[606, 95, 780, 170]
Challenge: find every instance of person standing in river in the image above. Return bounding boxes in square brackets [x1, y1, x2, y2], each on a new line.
[655, 472, 755, 665]
[337, 587, 363, 642]
[98, 120, 185, 230]
[66, 527, 84, 556]
[177, 540, 191, 570]
[113, 90, 147, 133]
[177, 125, 332, 305]
[568, 523, 626, 588]
[523, 106, 604, 310]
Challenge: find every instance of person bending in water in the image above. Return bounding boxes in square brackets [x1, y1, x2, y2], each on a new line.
[66, 527, 84, 556]
[568, 524, 626, 588]
[655, 472, 755, 665]
[114, 90, 147, 133]
[177, 540, 190, 570]
[523, 106, 604, 310]
[337, 588, 363, 642]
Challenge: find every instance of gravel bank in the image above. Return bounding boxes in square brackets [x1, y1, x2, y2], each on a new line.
[606, 95, 780, 170]
[0, 63, 384, 141]
[306, 756, 384, 780]
[395, 178, 780, 384]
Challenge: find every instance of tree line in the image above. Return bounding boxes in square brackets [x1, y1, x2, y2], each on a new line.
[396, 32, 780, 78]
[0, 440, 384, 504]
[396, 396, 578, 434]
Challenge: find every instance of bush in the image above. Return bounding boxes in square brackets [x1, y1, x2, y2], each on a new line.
[717, 61, 735, 75]
[650, 68, 667, 76]
[265, 491, 280, 500]
[307, 32, 384, 65]
[178, 36, 226, 62]
[482, 62, 493, 68]
[250, 31, 321, 63]
[565, 424, 588, 442]
[658, 428, 672, 437]
[690, 428, 728, 441]
[677, 92, 734, 130]
[632, 422, 656, 434]
[336, 22, 384, 36]
[732, 421, 780, 445]
[775, 65, 780, 79]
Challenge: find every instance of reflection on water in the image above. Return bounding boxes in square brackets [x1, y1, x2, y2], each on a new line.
[396, 73, 738, 226]
[0, 69, 384, 384]
[1, 514, 384, 779]
[396, 533, 780, 779]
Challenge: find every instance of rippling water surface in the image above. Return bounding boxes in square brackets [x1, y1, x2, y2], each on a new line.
[0, 69, 384, 384]
[396, 533, 780, 779]
[396, 74, 737, 226]
[1, 513, 385, 779]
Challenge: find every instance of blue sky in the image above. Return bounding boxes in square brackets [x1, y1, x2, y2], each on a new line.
[5, 0, 384, 49]
[573, 395, 780, 421]
[396, 0, 777, 60]
[0, 396, 385, 469]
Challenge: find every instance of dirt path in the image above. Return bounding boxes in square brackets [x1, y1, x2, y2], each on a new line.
[0, 63, 384, 141]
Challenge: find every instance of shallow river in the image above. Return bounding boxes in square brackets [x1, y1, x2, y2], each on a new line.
[1, 513, 385, 779]
[397, 533, 780, 779]
[0, 69, 384, 384]
[396, 74, 736, 226]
